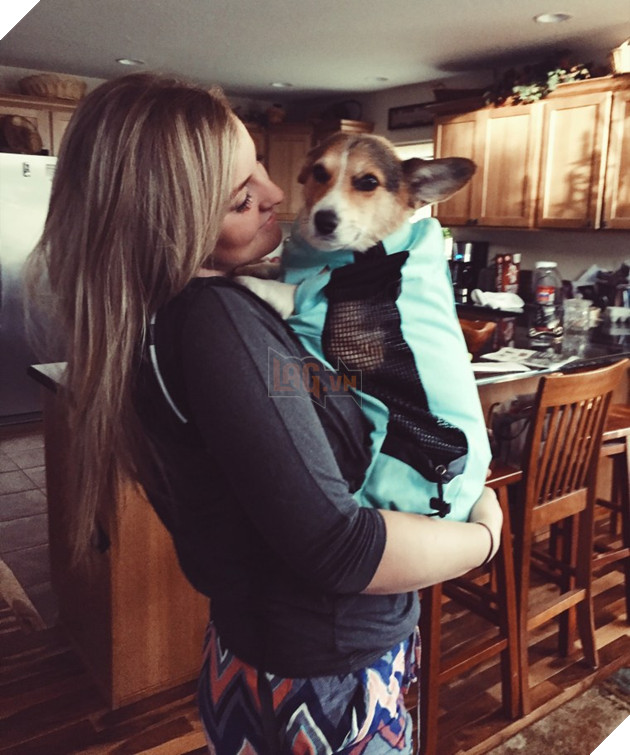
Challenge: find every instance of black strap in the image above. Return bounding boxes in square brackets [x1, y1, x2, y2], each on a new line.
[257, 669, 282, 753]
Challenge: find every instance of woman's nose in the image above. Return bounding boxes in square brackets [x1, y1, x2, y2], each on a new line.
[266, 177, 284, 208]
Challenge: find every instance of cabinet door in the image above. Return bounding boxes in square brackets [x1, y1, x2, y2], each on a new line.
[474, 104, 542, 227]
[51, 108, 75, 156]
[537, 91, 612, 229]
[433, 111, 482, 226]
[603, 89, 630, 229]
[266, 126, 313, 221]
[245, 123, 267, 162]
[0, 103, 52, 154]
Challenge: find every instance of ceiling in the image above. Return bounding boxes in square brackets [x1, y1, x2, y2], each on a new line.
[1, 0, 629, 102]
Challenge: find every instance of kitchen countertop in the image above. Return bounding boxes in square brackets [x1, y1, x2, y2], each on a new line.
[29, 321, 630, 393]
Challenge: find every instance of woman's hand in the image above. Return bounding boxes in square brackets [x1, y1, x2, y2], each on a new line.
[468, 486, 503, 563]
[363, 486, 504, 595]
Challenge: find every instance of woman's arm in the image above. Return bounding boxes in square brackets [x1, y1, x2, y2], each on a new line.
[364, 486, 502, 594]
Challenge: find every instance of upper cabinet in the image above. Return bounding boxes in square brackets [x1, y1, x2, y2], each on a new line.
[0, 93, 76, 156]
[433, 74, 630, 231]
[266, 124, 314, 221]
[536, 90, 612, 229]
[603, 88, 630, 229]
[434, 104, 542, 227]
[433, 110, 480, 226]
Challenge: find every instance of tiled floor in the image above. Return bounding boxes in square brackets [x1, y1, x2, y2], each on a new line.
[0, 422, 58, 626]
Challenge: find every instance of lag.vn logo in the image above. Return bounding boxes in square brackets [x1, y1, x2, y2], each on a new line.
[268, 349, 361, 406]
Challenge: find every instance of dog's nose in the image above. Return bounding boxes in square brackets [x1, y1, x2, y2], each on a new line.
[314, 209, 338, 236]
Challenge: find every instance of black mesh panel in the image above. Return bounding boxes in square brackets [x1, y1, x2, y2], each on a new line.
[322, 245, 467, 485]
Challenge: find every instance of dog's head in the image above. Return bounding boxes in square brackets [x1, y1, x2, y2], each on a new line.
[296, 132, 475, 252]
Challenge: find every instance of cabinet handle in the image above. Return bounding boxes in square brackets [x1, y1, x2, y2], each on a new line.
[466, 218, 479, 225]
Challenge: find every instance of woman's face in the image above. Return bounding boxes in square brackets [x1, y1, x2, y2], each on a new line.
[211, 120, 284, 274]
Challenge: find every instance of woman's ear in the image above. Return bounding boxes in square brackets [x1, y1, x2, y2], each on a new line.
[402, 157, 476, 208]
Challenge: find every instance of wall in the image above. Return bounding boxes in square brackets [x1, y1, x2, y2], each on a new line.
[450, 226, 629, 285]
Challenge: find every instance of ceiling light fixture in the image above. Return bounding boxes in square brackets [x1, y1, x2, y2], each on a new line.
[270, 82, 293, 88]
[116, 57, 146, 66]
[534, 12, 572, 23]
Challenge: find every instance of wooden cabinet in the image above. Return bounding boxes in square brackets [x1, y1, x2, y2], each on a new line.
[38, 375, 209, 709]
[434, 104, 542, 228]
[475, 105, 542, 227]
[266, 124, 314, 221]
[603, 88, 630, 229]
[0, 93, 75, 156]
[245, 122, 267, 162]
[536, 90, 612, 229]
[50, 108, 74, 155]
[433, 74, 630, 231]
[433, 110, 481, 225]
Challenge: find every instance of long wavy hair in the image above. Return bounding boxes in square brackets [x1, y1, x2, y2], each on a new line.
[26, 73, 237, 563]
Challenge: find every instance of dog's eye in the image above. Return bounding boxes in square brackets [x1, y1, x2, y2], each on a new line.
[312, 164, 330, 184]
[353, 174, 380, 192]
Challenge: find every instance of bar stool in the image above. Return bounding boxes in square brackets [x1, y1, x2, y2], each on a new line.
[593, 404, 630, 620]
[418, 460, 522, 755]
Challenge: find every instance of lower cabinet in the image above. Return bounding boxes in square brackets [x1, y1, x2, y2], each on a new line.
[43, 389, 209, 709]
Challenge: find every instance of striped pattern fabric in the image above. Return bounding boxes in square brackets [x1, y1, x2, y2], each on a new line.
[198, 623, 419, 754]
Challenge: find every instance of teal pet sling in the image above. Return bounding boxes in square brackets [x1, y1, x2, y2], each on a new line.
[283, 217, 490, 521]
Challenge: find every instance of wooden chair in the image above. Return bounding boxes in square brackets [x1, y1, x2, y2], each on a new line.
[418, 460, 521, 755]
[593, 403, 630, 620]
[511, 359, 628, 715]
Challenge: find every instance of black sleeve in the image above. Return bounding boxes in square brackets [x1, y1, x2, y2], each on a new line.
[178, 283, 386, 594]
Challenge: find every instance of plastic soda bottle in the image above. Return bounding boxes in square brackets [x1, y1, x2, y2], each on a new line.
[529, 261, 563, 344]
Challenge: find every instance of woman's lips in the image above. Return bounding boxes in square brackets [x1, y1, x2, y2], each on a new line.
[262, 212, 278, 229]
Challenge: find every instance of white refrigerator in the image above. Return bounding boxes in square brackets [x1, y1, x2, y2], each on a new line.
[0, 153, 56, 425]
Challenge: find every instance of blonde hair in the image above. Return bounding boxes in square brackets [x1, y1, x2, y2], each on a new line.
[26, 73, 237, 563]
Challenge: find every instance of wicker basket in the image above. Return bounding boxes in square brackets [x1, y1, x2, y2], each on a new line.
[18, 73, 86, 101]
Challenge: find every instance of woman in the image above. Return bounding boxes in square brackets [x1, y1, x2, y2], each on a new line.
[27, 73, 501, 753]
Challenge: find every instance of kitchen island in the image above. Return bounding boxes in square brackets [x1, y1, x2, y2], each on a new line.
[29, 363, 209, 709]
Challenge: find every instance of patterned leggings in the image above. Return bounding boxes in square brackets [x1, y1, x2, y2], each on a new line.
[198, 623, 420, 754]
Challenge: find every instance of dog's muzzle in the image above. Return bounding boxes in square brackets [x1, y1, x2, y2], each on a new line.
[314, 209, 338, 237]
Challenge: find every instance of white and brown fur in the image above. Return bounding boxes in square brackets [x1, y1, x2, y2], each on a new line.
[236, 132, 475, 316]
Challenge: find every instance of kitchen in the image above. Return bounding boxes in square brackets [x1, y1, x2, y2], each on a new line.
[2, 1, 630, 753]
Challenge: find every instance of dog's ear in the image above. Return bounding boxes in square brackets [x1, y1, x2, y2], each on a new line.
[402, 157, 476, 208]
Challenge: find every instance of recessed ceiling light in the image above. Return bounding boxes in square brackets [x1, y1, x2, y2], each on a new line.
[270, 82, 293, 88]
[374, 76, 390, 82]
[116, 58, 146, 66]
[534, 12, 572, 23]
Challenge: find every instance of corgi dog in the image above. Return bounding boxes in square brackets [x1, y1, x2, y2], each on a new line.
[237, 133, 475, 317]
[237, 133, 491, 521]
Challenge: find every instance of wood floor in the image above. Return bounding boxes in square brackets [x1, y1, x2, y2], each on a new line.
[1, 556, 629, 754]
